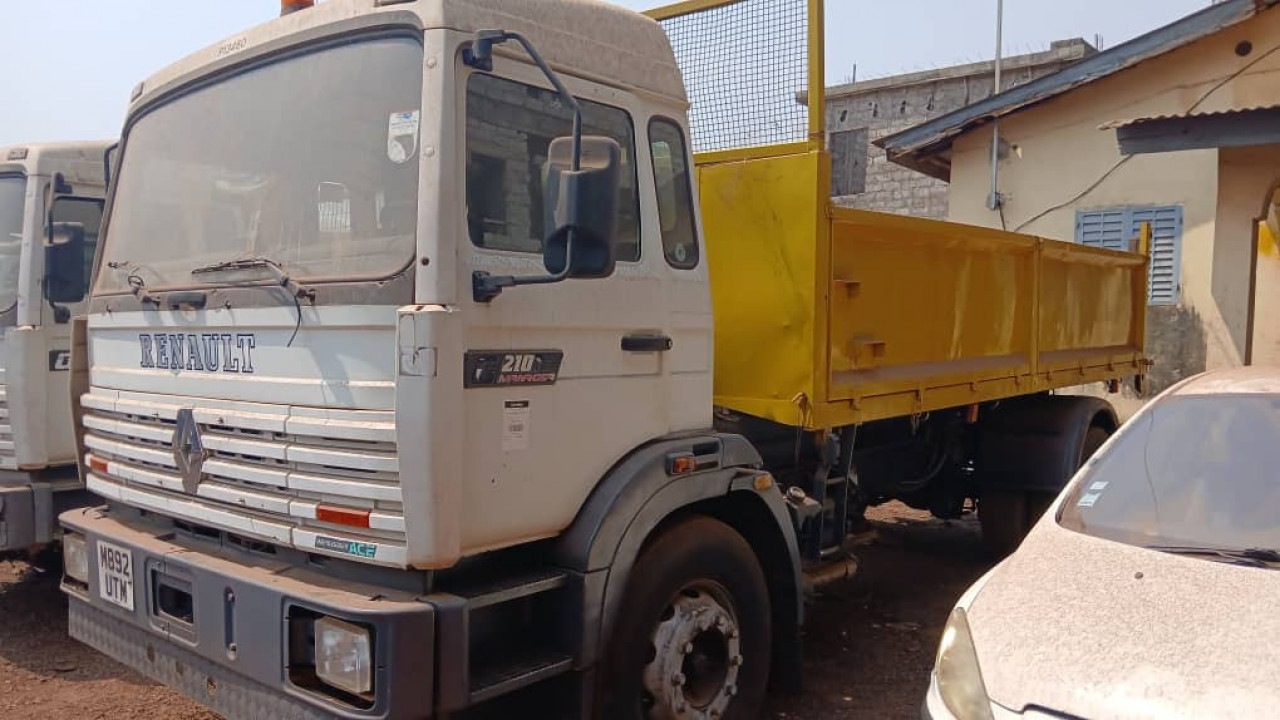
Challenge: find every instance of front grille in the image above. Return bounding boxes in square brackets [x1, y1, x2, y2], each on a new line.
[0, 369, 14, 470]
[80, 387, 407, 566]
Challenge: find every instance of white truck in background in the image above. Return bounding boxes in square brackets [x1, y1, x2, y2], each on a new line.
[0, 141, 109, 560]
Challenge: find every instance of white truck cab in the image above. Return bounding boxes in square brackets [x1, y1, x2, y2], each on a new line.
[0, 141, 109, 557]
[62, 3, 734, 718]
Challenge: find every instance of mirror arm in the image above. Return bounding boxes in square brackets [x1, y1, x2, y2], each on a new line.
[472, 229, 577, 303]
[466, 29, 586, 304]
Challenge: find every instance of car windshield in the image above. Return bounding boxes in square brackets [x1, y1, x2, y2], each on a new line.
[0, 176, 25, 315]
[1059, 394, 1280, 553]
[97, 35, 423, 294]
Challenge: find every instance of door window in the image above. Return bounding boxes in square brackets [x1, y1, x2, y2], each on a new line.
[648, 119, 699, 269]
[49, 196, 104, 300]
[464, 73, 641, 262]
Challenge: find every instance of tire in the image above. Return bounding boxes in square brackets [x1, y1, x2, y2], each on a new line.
[981, 424, 1112, 557]
[979, 490, 1028, 558]
[600, 516, 771, 720]
[1081, 425, 1109, 463]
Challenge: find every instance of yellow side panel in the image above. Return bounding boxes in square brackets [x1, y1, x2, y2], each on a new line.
[828, 210, 1036, 400]
[701, 151, 824, 426]
[1037, 241, 1143, 371]
[822, 208, 1146, 426]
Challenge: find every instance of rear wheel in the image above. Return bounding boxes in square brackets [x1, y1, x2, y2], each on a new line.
[601, 516, 771, 720]
[980, 424, 1111, 556]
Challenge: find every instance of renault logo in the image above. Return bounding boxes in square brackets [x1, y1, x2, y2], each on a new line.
[173, 408, 206, 493]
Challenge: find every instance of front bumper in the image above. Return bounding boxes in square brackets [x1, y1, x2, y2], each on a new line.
[0, 477, 92, 552]
[60, 506, 435, 720]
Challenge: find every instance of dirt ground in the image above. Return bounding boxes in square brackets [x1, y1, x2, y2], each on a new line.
[0, 503, 992, 719]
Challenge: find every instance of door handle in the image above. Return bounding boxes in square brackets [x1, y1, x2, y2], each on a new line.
[622, 333, 673, 352]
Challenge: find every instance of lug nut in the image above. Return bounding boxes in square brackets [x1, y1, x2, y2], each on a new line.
[672, 672, 686, 687]
[728, 629, 740, 639]
[683, 642, 694, 654]
[725, 684, 737, 697]
[730, 654, 743, 667]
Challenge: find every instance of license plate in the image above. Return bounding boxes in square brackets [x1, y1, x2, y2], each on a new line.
[96, 540, 135, 611]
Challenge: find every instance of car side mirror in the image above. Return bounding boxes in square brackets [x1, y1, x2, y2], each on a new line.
[45, 222, 87, 304]
[542, 135, 620, 279]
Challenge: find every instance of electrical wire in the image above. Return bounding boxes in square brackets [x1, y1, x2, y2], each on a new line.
[1012, 41, 1280, 234]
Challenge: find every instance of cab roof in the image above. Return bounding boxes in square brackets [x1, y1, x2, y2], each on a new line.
[0, 141, 112, 186]
[131, 0, 686, 113]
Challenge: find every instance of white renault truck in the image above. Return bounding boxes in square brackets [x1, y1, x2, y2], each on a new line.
[60, 1, 1149, 718]
[0, 141, 109, 560]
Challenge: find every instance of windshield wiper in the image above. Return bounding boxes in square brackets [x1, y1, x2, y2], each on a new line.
[1146, 544, 1280, 568]
[191, 257, 314, 348]
[190, 257, 315, 302]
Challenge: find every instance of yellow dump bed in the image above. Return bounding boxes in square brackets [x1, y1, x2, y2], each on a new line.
[699, 146, 1147, 430]
[647, 0, 1147, 431]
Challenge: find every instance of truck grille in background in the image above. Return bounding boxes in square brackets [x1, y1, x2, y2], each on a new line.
[79, 387, 406, 566]
[0, 369, 14, 470]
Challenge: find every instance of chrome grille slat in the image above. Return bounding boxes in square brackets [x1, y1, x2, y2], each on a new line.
[0, 380, 13, 468]
[81, 387, 406, 566]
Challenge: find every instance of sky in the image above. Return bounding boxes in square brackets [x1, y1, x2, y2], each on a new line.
[0, 0, 1210, 147]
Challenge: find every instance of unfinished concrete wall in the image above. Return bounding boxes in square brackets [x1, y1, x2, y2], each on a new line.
[825, 39, 1095, 219]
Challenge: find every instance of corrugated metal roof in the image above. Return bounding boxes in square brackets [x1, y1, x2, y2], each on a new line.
[1099, 102, 1280, 130]
[875, 0, 1279, 181]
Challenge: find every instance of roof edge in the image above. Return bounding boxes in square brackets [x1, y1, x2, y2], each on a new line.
[876, 0, 1273, 166]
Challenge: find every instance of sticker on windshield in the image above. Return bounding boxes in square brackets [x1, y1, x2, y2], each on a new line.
[388, 110, 421, 163]
[1077, 492, 1103, 508]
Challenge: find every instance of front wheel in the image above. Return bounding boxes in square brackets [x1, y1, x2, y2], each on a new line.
[600, 516, 771, 720]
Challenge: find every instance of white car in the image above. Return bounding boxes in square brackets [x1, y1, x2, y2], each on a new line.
[925, 368, 1280, 720]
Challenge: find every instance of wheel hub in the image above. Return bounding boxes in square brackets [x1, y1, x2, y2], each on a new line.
[642, 585, 742, 720]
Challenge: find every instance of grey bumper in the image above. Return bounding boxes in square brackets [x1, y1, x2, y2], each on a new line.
[0, 480, 93, 552]
[60, 507, 435, 720]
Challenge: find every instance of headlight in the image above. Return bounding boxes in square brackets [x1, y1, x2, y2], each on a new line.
[315, 616, 373, 695]
[935, 608, 994, 720]
[63, 533, 89, 585]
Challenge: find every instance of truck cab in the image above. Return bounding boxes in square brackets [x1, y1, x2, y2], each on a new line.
[0, 141, 109, 557]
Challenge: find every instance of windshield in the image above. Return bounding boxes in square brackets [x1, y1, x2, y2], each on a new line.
[98, 35, 423, 293]
[1059, 394, 1280, 553]
[0, 176, 25, 314]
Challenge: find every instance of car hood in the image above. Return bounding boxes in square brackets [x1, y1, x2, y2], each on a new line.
[967, 518, 1280, 719]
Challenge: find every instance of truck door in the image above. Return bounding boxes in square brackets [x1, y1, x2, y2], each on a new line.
[40, 195, 103, 466]
[457, 65, 692, 552]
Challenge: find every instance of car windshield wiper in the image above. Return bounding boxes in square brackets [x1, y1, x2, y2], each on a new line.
[190, 257, 315, 301]
[1146, 544, 1280, 568]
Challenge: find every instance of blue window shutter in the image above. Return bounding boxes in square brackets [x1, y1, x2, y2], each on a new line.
[1075, 209, 1127, 250]
[1128, 206, 1182, 306]
[1075, 205, 1183, 305]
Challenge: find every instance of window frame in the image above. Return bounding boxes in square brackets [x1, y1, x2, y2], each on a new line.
[647, 116, 701, 270]
[461, 69, 644, 263]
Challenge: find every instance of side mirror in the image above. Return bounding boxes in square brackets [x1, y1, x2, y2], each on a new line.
[45, 222, 87, 304]
[467, 29, 623, 303]
[542, 135, 620, 279]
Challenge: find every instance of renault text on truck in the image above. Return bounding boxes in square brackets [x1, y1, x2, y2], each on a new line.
[0, 141, 109, 560]
[60, 1, 1149, 718]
